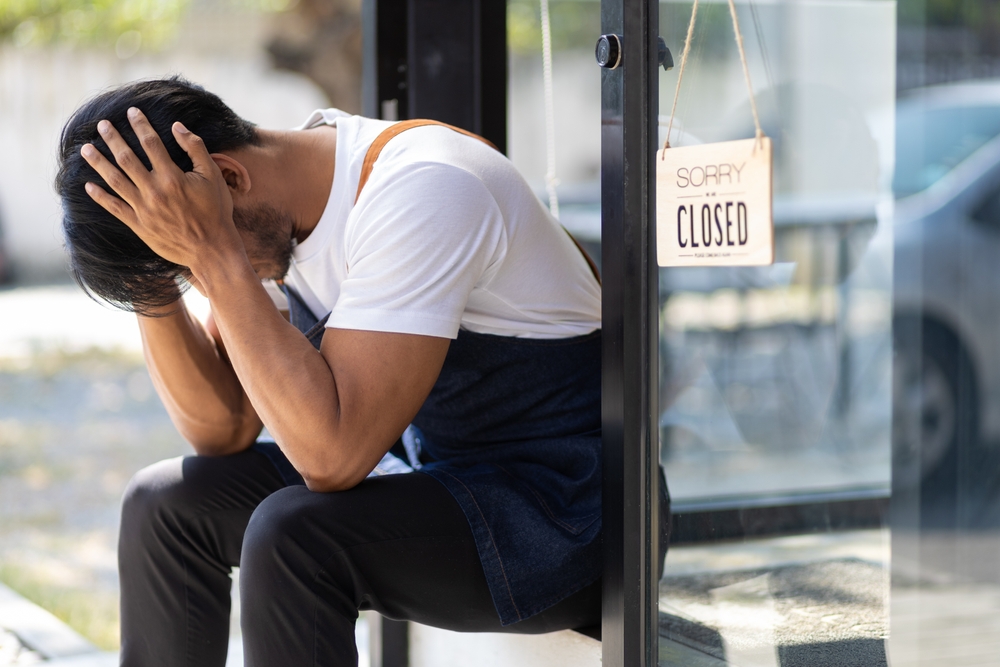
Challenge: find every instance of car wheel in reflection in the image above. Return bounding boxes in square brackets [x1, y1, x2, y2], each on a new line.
[893, 318, 978, 491]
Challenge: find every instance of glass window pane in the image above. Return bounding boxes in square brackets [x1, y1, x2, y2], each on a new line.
[655, 0, 895, 663]
[657, 0, 894, 511]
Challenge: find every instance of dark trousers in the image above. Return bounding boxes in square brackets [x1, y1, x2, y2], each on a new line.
[118, 448, 601, 667]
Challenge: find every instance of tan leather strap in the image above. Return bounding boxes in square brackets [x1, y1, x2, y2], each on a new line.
[355, 119, 497, 204]
[354, 119, 601, 285]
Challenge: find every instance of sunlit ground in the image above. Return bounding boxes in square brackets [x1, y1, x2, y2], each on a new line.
[0, 284, 191, 649]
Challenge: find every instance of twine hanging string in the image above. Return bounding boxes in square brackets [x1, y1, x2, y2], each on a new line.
[663, 0, 699, 152]
[728, 0, 764, 146]
[540, 0, 560, 218]
[663, 0, 764, 156]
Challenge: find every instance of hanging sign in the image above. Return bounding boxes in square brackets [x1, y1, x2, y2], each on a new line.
[656, 138, 773, 267]
[656, 0, 774, 268]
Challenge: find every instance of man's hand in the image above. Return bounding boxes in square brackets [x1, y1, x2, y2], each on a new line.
[80, 107, 246, 275]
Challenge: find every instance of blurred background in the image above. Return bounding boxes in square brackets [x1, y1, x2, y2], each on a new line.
[5, 0, 1000, 663]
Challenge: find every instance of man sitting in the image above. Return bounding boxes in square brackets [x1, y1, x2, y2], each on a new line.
[56, 76, 611, 667]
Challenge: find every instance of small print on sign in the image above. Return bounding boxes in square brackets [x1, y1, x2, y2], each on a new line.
[656, 137, 774, 267]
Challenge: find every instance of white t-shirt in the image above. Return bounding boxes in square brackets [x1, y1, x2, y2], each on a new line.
[280, 109, 601, 340]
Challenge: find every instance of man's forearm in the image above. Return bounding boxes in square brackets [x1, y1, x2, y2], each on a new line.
[190, 258, 355, 488]
[138, 299, 262, 454]
[195, 256, 449, 493]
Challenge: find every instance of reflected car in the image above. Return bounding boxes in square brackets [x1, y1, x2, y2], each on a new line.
[892, 82, 1000, 487]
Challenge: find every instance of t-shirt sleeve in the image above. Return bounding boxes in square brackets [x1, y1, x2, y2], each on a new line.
[327, 163, 505, 338]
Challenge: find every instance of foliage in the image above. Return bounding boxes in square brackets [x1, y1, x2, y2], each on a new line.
[0, 0, 188, 51]
[0, 0, 293, 53]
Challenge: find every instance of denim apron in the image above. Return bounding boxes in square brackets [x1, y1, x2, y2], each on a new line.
[278, 283, 604, 625]
[413, 330, 603, 624]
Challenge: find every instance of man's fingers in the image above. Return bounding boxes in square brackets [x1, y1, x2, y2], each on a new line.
[172, 122, 219, 178]
[81, 143, 142, 205]
[127, 107, 177, 174]
[84, 182, 140, 228]
[95, 119, 155, 190]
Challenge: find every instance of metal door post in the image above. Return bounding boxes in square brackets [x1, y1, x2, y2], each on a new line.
[600, 0, 661, 664]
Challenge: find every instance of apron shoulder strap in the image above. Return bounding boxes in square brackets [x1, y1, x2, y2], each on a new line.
[353, 119, 601, 285]
[355, 119, 497, 204]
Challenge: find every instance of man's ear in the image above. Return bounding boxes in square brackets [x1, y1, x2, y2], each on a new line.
[211, 153, 251, 195]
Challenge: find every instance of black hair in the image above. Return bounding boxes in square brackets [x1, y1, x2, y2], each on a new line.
[55, 76, 261, 314]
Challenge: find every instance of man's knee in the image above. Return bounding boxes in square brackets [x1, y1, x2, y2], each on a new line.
[120, 456, 211, 537]
[241, 486, 366, 587]
[241, 487, 363, 617]
[122, 458, 183, 523]
[241, 486, 317, 565]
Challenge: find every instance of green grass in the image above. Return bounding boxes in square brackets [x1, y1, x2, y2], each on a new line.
[0, 563, 119, 651]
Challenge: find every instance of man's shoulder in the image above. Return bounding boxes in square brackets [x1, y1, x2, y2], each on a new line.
[357, 161, 498, 216]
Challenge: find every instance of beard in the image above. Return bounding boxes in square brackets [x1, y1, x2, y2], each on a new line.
[232, 203, 296, 281]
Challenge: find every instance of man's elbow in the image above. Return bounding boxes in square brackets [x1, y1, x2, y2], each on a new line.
[300, 463, 367, 494]
[182, 423, 257, 457]
[190, 439, 247, 457]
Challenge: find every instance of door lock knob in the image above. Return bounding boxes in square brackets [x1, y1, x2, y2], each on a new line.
[595, 34, 673, 71]
[595, 34, 623, 69]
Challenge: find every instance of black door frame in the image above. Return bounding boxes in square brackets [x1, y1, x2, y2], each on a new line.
[600, 0, 661, 665]
[362, 0, 507, 153]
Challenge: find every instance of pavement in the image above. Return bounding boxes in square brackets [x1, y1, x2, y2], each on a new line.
[0, 573, 364, 667]
[0, 284, 138, 361]
[659, 530, 890, 667]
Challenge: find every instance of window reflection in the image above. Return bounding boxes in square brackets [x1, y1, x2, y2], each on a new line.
[894, 101, 1000, 198]
[890, 86, 1000, 667]
[660, 530, 890, 666]
[657, 0, 895, 506]
[656, 0, 895, 663]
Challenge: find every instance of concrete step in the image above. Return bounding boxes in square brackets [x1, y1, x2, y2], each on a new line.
[409, 625, 601, 667]
[0, 582, 105, 666]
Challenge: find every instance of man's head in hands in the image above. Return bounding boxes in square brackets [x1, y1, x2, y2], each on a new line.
[57, 76, 295, 314]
